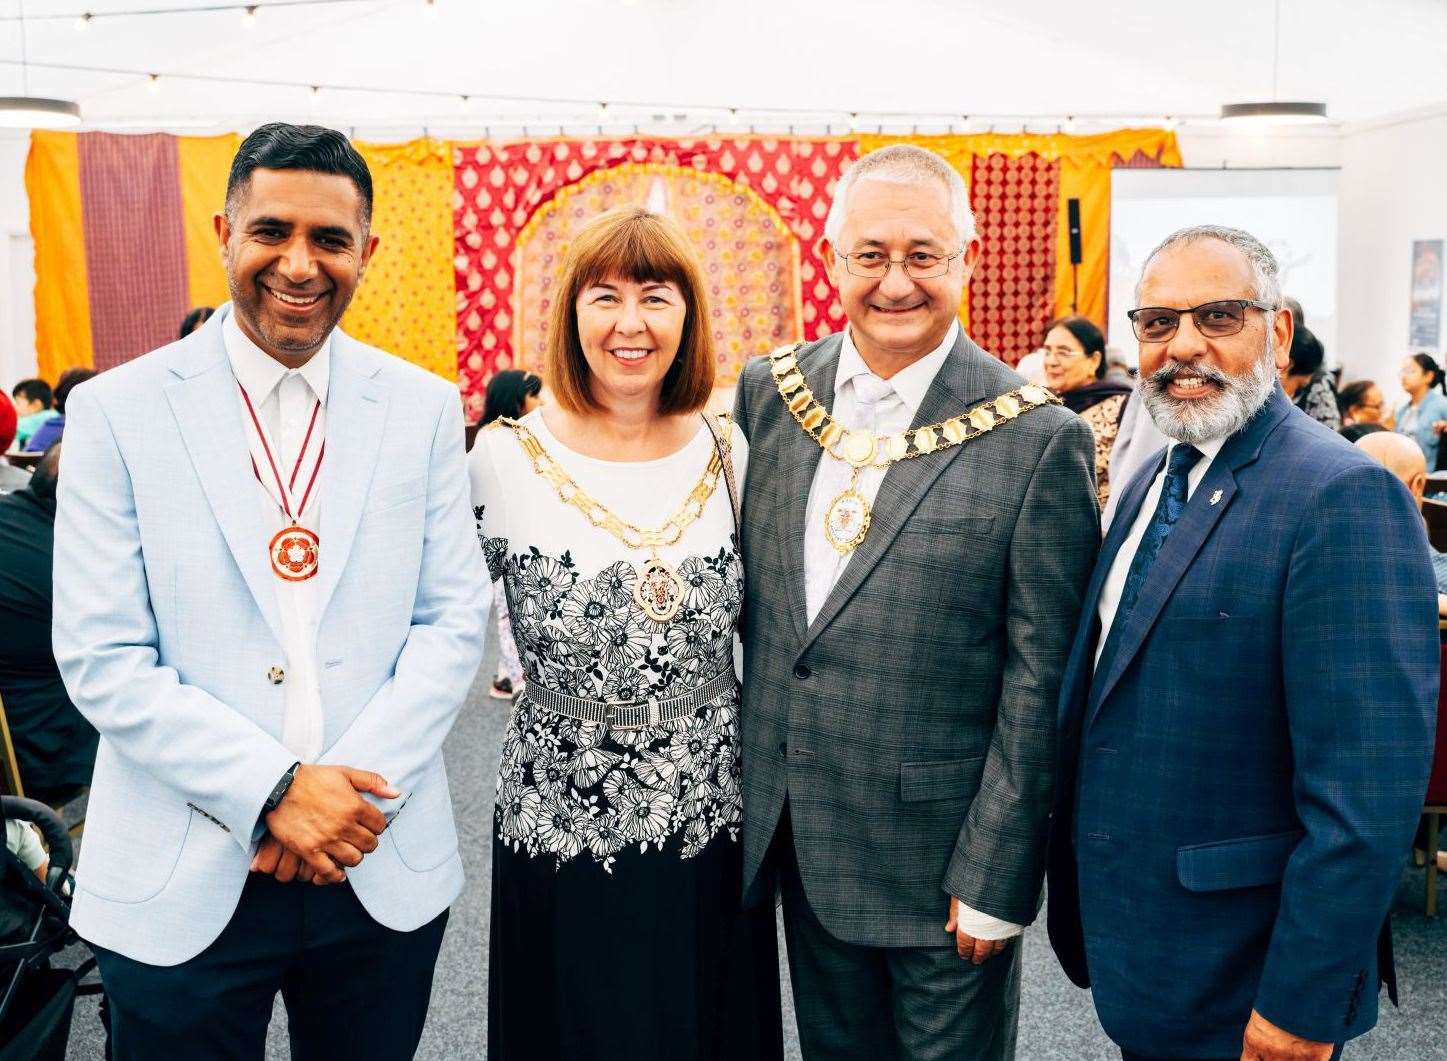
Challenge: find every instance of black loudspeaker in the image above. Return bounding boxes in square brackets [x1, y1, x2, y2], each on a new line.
[1067, 198, 1082, 265]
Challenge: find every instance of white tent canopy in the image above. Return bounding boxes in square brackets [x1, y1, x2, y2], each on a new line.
[1, 0, 1445, 133]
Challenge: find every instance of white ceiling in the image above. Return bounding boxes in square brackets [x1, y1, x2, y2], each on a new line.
[1, 0, 1444, 135]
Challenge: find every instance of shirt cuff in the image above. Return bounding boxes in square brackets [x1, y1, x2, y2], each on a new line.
[951, 900, 1024, 941]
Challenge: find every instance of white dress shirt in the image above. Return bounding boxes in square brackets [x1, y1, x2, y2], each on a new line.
[224, 312, 332, 763]
[803, 321, 956, 623]
[800, 321, 1020, 942]
[1095, 435, 1226, 666]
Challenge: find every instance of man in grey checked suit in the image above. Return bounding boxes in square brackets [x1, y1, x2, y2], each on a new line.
[733, 144, 1100, 1058]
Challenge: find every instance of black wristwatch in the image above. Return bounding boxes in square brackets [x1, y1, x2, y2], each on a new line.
[263, 761, 302, 815]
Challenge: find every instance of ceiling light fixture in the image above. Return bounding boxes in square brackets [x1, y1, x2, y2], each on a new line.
[1220, 0, 1327, 124]
[1, 1, 82, 128]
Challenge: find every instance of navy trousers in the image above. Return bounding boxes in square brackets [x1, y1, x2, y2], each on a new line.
[91, 872, 447, 1061]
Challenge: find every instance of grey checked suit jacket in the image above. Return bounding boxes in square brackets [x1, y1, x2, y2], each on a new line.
[734, 330, 1100, 948]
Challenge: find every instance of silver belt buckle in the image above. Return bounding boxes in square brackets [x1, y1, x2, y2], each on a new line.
[646, 696, 663, 725]
[602, 702, 618, 727]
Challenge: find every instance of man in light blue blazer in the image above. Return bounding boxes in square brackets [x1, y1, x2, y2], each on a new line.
[52, 124, 486, 1059]
[1048, 225, 1437, 1061]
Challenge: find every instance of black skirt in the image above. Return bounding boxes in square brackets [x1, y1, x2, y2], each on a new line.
[488, 825, 783, 1060]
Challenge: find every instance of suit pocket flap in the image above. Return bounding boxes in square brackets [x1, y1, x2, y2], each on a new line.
[899, 757, 986, 803]
[1176, 828, 1304, 892]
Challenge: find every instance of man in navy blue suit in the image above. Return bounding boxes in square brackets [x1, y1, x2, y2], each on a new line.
[1048, 225, 1438, 1061]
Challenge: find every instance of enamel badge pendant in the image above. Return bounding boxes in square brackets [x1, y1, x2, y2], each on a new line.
[270, 524, 320, 582]
[824, 488, 872, 556]
[634, 555, 685, 622]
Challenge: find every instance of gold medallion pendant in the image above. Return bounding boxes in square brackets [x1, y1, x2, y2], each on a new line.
[634, 556, 686, 623]
[824, 488, 871, 555]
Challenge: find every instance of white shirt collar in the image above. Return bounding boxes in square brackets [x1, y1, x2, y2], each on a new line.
[1169, 434, 1226, 464]
[836, 320, 959, 416]
[222, 306, 332, 406]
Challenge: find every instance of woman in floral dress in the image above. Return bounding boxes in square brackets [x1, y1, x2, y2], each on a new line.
[469, 207, 782, 1060]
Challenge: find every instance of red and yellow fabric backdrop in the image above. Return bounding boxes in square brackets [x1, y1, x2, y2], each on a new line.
[27, 127, 1179, 421]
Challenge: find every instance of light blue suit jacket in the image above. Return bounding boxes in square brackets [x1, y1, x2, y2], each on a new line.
[52, 306, 487, 966]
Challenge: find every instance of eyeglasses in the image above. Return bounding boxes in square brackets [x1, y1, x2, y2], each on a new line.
[836, 249, 962, 280]
[1125, 299, 1276, 343]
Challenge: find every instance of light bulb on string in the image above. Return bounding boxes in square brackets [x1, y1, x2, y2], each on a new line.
[423, 0, 439, 19]
[309, 86, 321, 110]
[727, 107, 739, 126]
[244, 6, 258, 28]
[597, 101, 609, 123]
[146, 74, 161, 95]
[75, 12, 92, 31]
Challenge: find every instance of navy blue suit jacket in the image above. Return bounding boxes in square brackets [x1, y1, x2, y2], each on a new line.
[1047, 388, 1438, 1056]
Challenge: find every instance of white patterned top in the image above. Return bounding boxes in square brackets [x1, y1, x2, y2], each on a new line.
[467, 410, 748, 870]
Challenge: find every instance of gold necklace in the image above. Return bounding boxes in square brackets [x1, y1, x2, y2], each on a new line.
[501, 417, 726, 623]
[769, 342, 1061, 555]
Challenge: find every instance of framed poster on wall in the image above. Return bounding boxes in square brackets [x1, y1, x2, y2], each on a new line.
[1410, 239, 1444, 349]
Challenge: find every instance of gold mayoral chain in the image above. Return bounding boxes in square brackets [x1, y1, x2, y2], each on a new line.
[502, 418, 726, 624]
[769, 342, 1062, 556]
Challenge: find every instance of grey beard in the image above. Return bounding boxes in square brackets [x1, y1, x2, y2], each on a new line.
[1139, 346, 1277, 447]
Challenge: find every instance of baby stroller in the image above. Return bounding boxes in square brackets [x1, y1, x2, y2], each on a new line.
[0, 795, 101, 1060]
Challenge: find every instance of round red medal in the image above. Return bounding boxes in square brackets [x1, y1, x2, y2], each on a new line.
[269, 525, 319, 582]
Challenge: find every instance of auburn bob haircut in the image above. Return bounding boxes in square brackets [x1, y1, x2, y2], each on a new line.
[544, 207, 715, 416]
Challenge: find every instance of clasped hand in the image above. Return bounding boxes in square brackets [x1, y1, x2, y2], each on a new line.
[250, 764, 398, 885]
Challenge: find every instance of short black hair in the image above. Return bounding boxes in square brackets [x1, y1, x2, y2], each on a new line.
[1411, 352, 1447, 394]
[1043, 315, 1108, 379]
[481, 370, 544, 426]
[12, 378, 52, 409]
[1339, 422, 1386, 443]
[179, 306, 214, 339]
[226, 123, 373, 226]
[1287, 326, 1325, 376]
[53, 368, 95, 415]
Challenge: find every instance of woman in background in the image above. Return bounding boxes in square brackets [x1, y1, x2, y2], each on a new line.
[1338, 379, 1386, 429]
[1396, 353, 1447, 469]
[1280, 326, 1340, 430]
[479, 369, 543, 700]
[1042, 315, 1132, 508]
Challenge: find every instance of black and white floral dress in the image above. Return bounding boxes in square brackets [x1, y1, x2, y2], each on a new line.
[468, 410, 782, 1061]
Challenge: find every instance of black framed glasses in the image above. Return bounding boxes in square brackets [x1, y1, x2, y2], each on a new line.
[836, 248, 962, 280]
[1126, 299, 1275, 342]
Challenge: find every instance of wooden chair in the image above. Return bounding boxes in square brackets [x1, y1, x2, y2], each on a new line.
[1422, 641, 1447, 916]
[1422, 497, 1447, 553]
[0, 690, 86, 838]
[0, 691, 24, 798]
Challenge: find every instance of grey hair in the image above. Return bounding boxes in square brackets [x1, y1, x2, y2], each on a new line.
[1135, 224, 1283, 314]
[824, 144, 977, 248]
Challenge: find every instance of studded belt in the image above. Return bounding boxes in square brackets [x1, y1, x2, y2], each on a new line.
[521, 668, 737, 729]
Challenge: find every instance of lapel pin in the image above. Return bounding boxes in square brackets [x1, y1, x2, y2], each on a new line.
[1209, 489, 1223, 506]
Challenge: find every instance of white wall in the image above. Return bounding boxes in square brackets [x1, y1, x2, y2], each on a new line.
[1335, 106, 1447, 402]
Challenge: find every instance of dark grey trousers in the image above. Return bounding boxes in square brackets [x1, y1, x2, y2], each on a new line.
[774, 807, 1021, 1061]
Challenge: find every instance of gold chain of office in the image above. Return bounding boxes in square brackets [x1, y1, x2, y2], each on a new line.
[768, 342, 1062, 555]
[498, 415, 728, 623]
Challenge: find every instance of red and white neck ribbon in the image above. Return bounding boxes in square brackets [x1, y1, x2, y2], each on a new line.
[237, 381, 325, 526]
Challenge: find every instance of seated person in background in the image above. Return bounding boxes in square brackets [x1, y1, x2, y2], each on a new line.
[5, 818, 48, 881]
[1340, 421, 1387, 443]
[0, 444, 98, 802]
[1355, 431, 1447, 613]
[23, 368, 95, 453]
[10, 379, 57, 449]
[1042, 314, 1132, 507]
[1396, 352, 1447, 469]
[0, 392, 29, 493]
[1280, 325, 1341, 430]
[178, 306, 214, 339]
[1338, 379, 1387, 428]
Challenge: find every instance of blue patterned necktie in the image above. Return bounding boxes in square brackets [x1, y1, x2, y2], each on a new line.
[1117, 443, 1203, 613]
